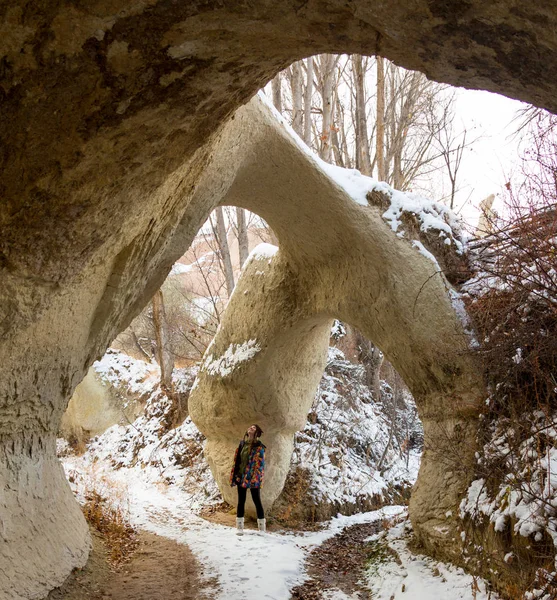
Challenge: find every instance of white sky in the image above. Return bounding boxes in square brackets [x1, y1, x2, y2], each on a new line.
[435, 87, 529, 228]
[253, 72, 533, 234]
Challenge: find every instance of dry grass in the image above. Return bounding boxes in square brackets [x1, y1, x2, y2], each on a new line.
[467, 204, 557, 416]
[461, 195, 557, 598]
[80, 476, 139, 568]
[67, 434, 88, 456]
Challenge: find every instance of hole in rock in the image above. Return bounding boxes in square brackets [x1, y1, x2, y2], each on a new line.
[55, 52, 542, 588]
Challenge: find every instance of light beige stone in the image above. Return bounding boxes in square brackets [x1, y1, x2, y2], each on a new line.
[189, 98, 484, 533]
[60, 367, 145, 443]
[1, 2, 556, 597]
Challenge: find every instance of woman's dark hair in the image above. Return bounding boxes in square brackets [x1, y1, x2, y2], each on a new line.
[244, 424, 263, 439]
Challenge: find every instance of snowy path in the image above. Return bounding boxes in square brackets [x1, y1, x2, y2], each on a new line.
[63, 458, 499, 600]
[100, 464, 404, 600]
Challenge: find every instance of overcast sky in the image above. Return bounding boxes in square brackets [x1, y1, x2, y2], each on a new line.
[446, 87, 529, 228]
[263, 68, 532, 231]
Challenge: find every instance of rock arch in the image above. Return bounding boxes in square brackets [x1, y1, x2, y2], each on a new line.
[1, 2, 557, 597]
[188, 96, 483, 555]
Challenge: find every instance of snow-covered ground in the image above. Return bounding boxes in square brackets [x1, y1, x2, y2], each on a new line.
[58, 347, 502, 599]
[82, 347, 422, 516]
[62, 454, 499, 600]
[367, 521, 500, 600]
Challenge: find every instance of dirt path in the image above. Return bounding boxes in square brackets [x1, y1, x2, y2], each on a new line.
[290, 521, 385, 599]
[48, 528, 218, 600]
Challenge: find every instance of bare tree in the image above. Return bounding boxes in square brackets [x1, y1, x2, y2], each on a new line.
[130, 327, 152, 362]
[212, 206, 235, 296]
[152, 289, 174, 393]
[315, 54, 340, 162]
[355, 330, 384, 400]
[271, 72, 282, 112]
[384, 67, 438, 190]
[271, 54, 467, 197]
[376, 55, 386, 181]
[352, 54, 372, 176]
[289, 61, 304, 136]
[303, 57, 314, 146]
[440, 129, 467, 209]
[236, 207, 250, 268]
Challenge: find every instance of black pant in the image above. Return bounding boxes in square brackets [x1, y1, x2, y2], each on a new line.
[236, 486, 265, 519]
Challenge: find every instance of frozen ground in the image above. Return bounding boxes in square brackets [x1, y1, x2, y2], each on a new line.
[62, 455, 499, 600]
[82, 347, 422, 514]
[367, 521, 500, 600]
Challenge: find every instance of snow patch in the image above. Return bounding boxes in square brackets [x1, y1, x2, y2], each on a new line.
[249, 242, 279, 260]
[412, 240, 441, 268]
[93, 349, 158, 397]
[460, 410, 557, 581]
[367, 521, 500, 600]
[203, 339, 261, 378]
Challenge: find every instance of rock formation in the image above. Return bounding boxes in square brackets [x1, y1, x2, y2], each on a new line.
[60, 354, 155, 444]
[60, 368, 122, 443]
[188, 96, 483, 552]
[1, 2, 557, 597]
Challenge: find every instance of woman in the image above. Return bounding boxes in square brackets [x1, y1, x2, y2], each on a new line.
[229, 424, 266, 535]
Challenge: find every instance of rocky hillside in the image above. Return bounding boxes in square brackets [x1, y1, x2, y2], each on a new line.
[59, 347, 422, 521]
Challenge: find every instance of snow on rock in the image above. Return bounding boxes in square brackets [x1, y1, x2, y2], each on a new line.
[203, 338, 261, 378]
[93, 348, 159, 397]
[411, 240, 441, 268]
[460, 410, 557, 589]
[283, 347, 422, 518]
[248, 242, 279, 261]
[366, 520, 501, 600]
[449, 289, 480, 349]
[259, 91, 465, 255]
[376, 181, 465, 253]
[170, 251, 216, 277]
[170, 262, 194, 275]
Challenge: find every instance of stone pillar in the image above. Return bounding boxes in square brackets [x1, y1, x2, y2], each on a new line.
[0, 434, 91, 599]
[189, 246, 333, 513]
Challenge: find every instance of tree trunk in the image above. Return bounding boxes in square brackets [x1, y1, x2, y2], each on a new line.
[356, 330, 384, 400]
[272, 73, 282, 112]
[290, 61, 304, 136]
[319, 54, 336, 162]
[214, 206, 235, 297]
[336, 93, 352, 168]
[152, 289, 174, 394]
[376, 55, 386, 181]
[393, 145, 403, 189]
[303, 57, 313, 146]
[236, 207, 250, 268]
[352, 54, 372, 176]
[331, 121, 345, 167]
[389, 70, 420, 189]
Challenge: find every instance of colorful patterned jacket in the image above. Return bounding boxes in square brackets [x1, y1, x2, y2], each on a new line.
[229, 440, 266, 489]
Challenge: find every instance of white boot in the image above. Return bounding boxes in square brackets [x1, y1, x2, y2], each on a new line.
[257, 518, 266, 533]
[236, 517, 244, 536]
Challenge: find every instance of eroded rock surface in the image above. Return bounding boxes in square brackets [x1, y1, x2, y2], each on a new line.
[1, 2, 557, 597]
[60, 358, 152, 444]
[189, 98, 484, 551]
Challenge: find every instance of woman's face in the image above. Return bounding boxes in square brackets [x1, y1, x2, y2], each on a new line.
[247, 425, 257, 437]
